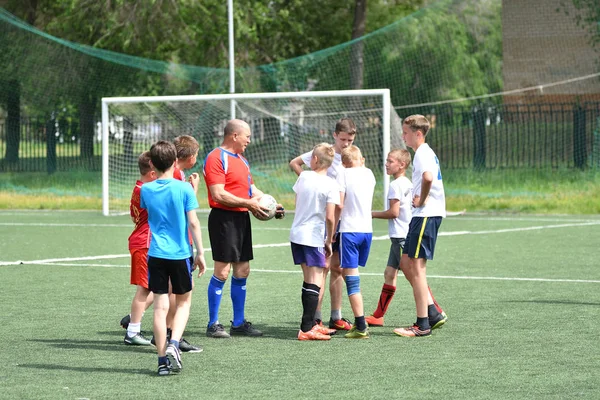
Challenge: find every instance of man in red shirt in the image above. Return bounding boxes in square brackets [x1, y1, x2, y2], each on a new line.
[203, 119, 283, 338]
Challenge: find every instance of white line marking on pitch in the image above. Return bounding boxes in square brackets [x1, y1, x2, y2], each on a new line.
[2, 221, 599, 267]
[16, 262, 600, 284]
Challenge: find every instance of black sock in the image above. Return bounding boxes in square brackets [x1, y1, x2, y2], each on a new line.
[416, 317, 430, 330]
[428, 304, 441, 320]
[301, 282, 320, 332]
[355, 316, 367, 331]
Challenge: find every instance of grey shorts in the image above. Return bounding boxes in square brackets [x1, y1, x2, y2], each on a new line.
[387, 237, 406, 269]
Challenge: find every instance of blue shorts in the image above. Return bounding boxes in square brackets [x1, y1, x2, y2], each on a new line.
[404, 217, 442, 260]
[291, 242, 326, 268]
[339, 232, 372, 269]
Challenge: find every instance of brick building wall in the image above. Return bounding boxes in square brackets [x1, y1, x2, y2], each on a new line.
[503, 0, 600, 103]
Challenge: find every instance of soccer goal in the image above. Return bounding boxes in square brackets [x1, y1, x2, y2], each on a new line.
[101, 89, 405, 216]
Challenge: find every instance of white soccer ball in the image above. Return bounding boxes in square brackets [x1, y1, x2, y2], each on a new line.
[255, 194, 277, 221]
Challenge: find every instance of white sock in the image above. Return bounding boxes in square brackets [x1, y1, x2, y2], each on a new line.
[127, 322, 141, 337]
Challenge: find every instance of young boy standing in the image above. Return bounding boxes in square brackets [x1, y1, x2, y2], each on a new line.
[289, 118, 357, 331]
[123, 152, 156, 346]
[290, 143, 340, 341]
[365, 149, 413, 327]
[336, 145, 376, 339]
[141, 140, 206, 375]
[394, 114, 446, 338]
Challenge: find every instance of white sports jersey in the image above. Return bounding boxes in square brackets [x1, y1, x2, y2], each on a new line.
[290, 171, 340, 247]
[301, 150, 343, 180]
[388, 175, 413, 238]
[337, 167, 376, 233]
[411, 143, 446, 217]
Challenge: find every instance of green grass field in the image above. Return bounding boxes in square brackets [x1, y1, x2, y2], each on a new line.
[1, 211, 599, 399]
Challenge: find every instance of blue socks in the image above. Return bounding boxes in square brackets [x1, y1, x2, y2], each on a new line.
[231, 276, 247, 327]
[207, 275, 225, 326]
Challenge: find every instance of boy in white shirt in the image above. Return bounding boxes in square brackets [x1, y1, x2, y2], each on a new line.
[289, 118, 357, 331]
[394, 114, 447, 338]
[365, 149, 413, 326]
[336, 145, 376, 339]
[366, 149, 447, 328]
[290, 143, 340, 340]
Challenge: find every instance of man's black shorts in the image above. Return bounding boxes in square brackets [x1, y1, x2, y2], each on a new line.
[208, 207, 253, 263]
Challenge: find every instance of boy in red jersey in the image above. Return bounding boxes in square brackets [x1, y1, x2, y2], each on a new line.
[123, 152, 156, 346]
[173, 135, 200, 190]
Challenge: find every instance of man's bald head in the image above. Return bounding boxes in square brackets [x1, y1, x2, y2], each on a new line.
[224, 119, 250, 138]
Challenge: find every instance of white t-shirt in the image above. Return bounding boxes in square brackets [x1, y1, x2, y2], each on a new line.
[336, 167, 376, 233]
[411, 143, 446, 217]
[301, 150, 343, 180]
[290, 171, 340, 247]
[388, 175, 412, 238]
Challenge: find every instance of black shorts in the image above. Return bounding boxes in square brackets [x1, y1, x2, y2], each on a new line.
[148, 256, 193, 295]
[208, 208, 253, 263]
[387, 237, 406, 269]
[404, 216, 442, 260]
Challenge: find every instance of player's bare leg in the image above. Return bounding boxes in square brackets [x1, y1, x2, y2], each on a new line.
[342, 268, 368, 338]
[328, 252, 351, 330]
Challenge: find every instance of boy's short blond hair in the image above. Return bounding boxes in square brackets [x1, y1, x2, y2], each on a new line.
[138, 151, 152, 175]
[341, 145, 363, 166]
[389, 148, 411, 166]
[173, 135, 199, 159]
[403, 114, 430, 137]
[312, 143, 335, 169]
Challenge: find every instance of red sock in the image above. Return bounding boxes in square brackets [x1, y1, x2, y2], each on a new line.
[373, 284, 396, 318]
[428, 286, 443, 314]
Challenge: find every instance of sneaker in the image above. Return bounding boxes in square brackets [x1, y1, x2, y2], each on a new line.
[120, 314, 130, 329]
[206, 322, 231, 338]
[179, 337, 203, 353]
[329, 318, 353, 330]
[430, 311, 448, 330]
[365, 315, 384, 327]
[393, 324, 431, 337]
[313, 324, 337, 336]
[166, 344, 182, 373]
[157, 361, 172, 376]
[298, 326, 331, 341]
[230, 320, 263, 337]
[344, 326, 370, 339]
[124, 332, 152, 346]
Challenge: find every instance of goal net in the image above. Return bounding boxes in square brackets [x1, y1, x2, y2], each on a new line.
[102, 89, 405, 216]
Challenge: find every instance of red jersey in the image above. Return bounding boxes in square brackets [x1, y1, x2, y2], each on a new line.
[203, 147, 253, 212]
[173, 167, 185, 181]
[128, 180, 151, 250]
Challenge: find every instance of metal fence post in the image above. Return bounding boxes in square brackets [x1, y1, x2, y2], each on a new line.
[46, 117, 56, 174]
[473, 106, 486, 169]
[573, 105, 587, 169]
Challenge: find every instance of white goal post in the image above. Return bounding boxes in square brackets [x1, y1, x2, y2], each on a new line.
[101, 89, 394, 216]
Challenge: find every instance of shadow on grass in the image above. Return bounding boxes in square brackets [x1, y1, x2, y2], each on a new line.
[185, 321, 300, 341]
[26, 338, 155, 353]
[17, 363, 155, 376]
[504, 299, 600, 306]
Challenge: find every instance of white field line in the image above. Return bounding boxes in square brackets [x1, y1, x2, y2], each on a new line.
[15, 263, 600, 284]
[2, 221, 600, 267]
[2, 221, 600, 284]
